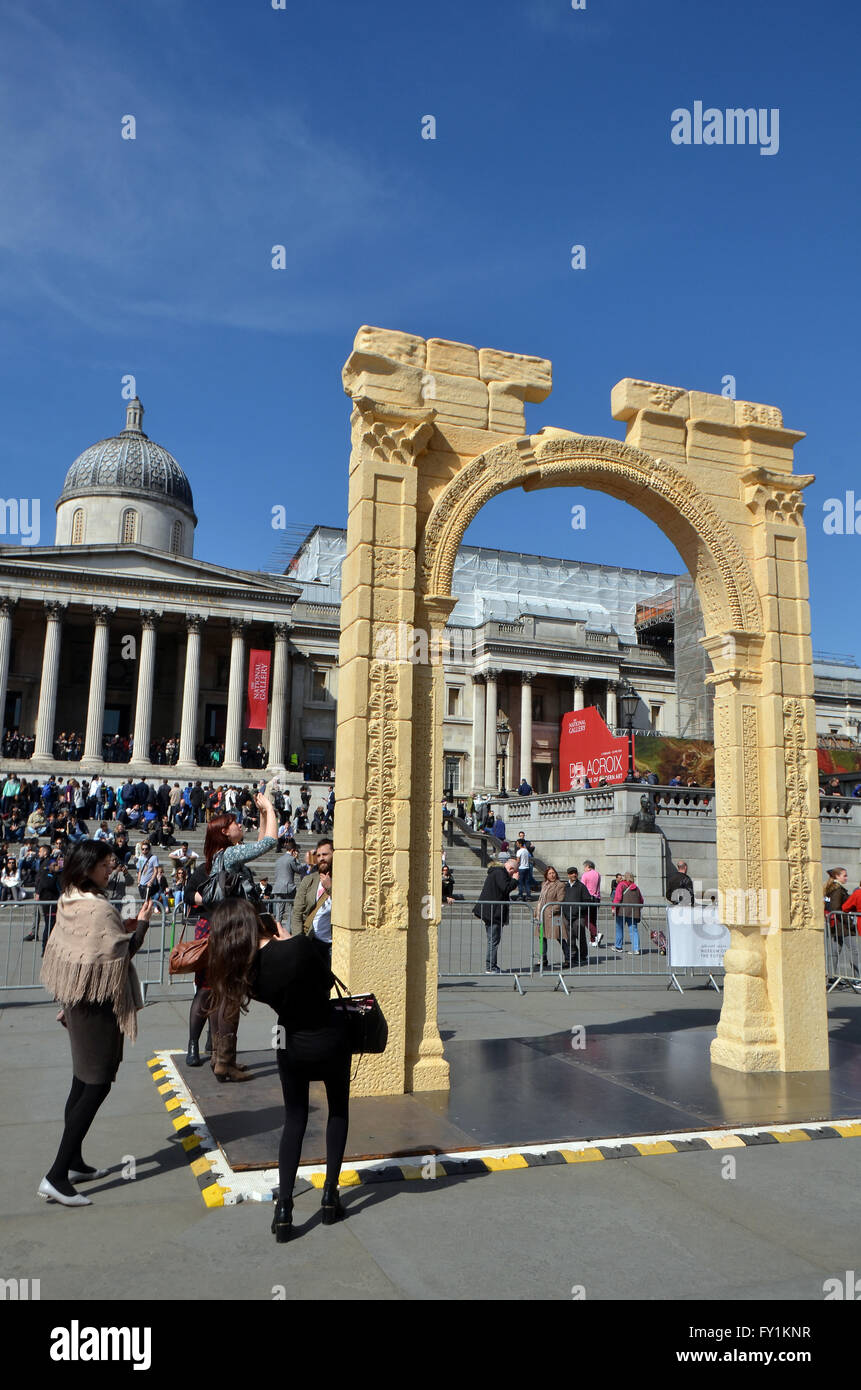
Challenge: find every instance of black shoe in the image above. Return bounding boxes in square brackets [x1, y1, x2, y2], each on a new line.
[186, 1039, 201, 1067]
[321, 1183, 344, 1225]
[24, 932, 35, 942]
[271, 1199, 293, 1242]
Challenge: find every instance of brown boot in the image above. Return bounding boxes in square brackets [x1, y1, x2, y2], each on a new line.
[213, 1032, 252, 1083]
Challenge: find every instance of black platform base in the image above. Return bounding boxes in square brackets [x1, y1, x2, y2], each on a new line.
[171, 1009, 861, 1170]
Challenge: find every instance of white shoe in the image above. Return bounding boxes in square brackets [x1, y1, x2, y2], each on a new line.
[595, 933, 603, 947]
[629, 949, 641, 956]
[68, 1167, 109, 1183]
[38, 1177, 92, 1207]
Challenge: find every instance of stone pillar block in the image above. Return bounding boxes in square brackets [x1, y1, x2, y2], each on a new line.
[423, 371, 488, 429]
[426, 338, 480, 378]
[478, 347, 552, 401]
[488, 381, 530, 435]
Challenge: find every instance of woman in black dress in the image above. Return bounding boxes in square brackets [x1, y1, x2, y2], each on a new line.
[206, 898, 351, 1242]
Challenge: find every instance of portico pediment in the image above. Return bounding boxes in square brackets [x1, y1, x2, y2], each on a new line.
[0, 544, 301, 602]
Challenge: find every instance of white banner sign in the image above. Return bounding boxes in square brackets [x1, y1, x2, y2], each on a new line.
[667, 905, 731, 969]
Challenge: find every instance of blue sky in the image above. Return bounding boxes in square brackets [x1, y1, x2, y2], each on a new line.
[2, 0, 859, 657]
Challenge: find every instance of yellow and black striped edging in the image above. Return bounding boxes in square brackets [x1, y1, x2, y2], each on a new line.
[146, 1053, 861, 1207]
[286, 1117, 861, 1197]
[147, 1053, 232, 1208]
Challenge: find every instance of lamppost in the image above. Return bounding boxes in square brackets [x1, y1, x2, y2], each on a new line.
[496, 715, 510, 798]
[618, 681, 639, 783]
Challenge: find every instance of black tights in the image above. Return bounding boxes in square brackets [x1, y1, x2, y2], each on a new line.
[188, 987, 211, 1043]
[47, 1076, 112, 1188]
[276, 1052, 350, 1203]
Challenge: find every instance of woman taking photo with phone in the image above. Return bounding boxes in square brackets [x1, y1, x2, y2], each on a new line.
[206, 897, 352, 1242]
[39, 840, 154, 1207]
[184, 792, 278, 1078]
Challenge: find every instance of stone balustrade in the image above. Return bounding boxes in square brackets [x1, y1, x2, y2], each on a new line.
[488, 786, 861, 826]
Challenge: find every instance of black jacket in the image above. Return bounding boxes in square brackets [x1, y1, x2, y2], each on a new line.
[475, 864, 515, 923]
[35, 866, 60, 901]
[666, 872, 694, 905]
[563, 880, 593, 905]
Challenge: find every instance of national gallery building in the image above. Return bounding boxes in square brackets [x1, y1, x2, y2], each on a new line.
[0, 401, 859, 790]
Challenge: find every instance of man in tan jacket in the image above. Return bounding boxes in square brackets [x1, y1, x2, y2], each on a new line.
[291, 838, 333, 949]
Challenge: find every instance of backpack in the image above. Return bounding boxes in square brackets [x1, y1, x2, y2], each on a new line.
[199, 850, 261, 907]
[621, 884, 643, 921]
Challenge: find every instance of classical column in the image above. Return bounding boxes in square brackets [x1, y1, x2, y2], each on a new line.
[573, 676, 585, 712]
[132, 610, 159, 764]
[483, 668, 499, 787]
[606, 679, 618, 732]
[33, 602, 66, 762]
[268, 623, 290, 767]
[471, 675, 486, 791]
[83, 607, 113, 762]
[519, 671, 534, 786]
[177, 614, 204, 767]
[0, 598, 16, 738]
[223, 618, 248, 769]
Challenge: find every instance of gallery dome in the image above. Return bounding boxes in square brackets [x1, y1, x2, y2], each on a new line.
[58, 399, 195, 514]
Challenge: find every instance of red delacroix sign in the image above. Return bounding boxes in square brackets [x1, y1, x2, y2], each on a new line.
[559, 705, 629, 789]
[245, 650, 271, 730]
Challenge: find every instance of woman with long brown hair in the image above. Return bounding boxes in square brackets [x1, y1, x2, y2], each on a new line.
[206, 898, 352, 1242]
[184, 793, 278, 1078]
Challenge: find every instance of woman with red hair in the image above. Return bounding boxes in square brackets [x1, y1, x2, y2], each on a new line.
[184, 792, 278, 1078]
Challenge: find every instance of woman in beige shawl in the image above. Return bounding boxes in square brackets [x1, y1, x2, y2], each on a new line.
[39, 840, 153, 1207]
[534, 866, 566, 970]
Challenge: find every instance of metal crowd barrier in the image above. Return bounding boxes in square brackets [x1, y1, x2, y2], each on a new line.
[825, 911, 861, 991]
[3, 898, 858, 1000]
[439, 899, 717, 992]
[0, 898, 173, 998]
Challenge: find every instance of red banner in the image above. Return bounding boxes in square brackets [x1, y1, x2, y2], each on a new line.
[559, 706, 629, 789]
[245, 650, 271, 730]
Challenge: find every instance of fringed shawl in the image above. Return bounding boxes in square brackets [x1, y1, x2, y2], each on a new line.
[41, 890, 143, 1042]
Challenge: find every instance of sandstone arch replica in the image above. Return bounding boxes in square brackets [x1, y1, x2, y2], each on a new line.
[332, 326, 826, 1097]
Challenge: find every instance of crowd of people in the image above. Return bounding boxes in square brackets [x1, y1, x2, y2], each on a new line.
[0, 770, 336, 940]
[0, 729, 335, 776]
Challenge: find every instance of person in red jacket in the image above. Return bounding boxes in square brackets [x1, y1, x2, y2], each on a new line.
[836, 881, 861, 990]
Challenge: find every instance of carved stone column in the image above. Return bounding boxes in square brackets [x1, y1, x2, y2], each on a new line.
[484, 668, 499, 787]
[471, 675, 486, 791]
[132, 611, 160, 764]
[267, 623, 290, 768]
[0, 598, 16, 740]
[32, 602, 67, 762]
[83, 607, 113, 762]
[573, 676, 585, 712]
[223, 619, 248, 770]
[519, 671, 534, 786]
[332, 383, 439, 1096]
[177, 615, 204, 769]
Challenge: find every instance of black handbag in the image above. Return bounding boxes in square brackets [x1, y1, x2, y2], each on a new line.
[331, 974, 388, 1055]
[199, 849, 261, 907]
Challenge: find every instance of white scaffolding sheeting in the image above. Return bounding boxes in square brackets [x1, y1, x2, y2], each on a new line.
[288, 529, 680, 642]
[449, 548, 678, 642]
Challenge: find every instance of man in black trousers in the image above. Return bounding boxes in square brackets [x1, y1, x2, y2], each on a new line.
[562, 867, 594, 966]
[474, 858, 518, 974]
